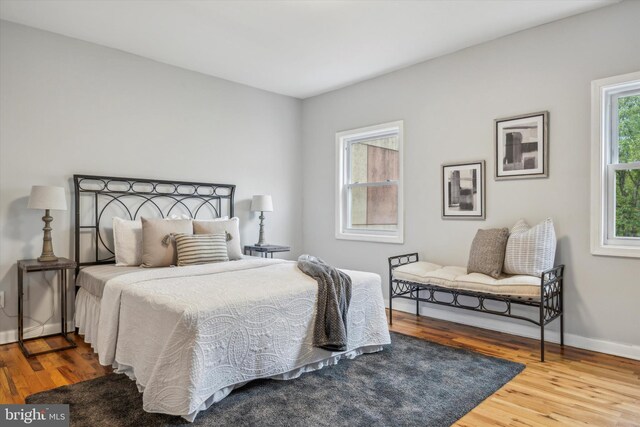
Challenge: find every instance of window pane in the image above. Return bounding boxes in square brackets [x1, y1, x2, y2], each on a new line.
[615, 168, 640, 238]
[349, 185, 397, 229]
[618, 94, 640, 163]
[349, 136, 399, 183]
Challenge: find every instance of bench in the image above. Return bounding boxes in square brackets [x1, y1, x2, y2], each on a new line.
[388, 253, 564, 361]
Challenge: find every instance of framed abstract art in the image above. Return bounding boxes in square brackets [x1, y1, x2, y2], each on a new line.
[442, 160, 485, 220]
[495, 111, 549, 180]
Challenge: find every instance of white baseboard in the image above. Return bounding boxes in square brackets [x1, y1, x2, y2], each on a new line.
[387, 298, 640, 361]
[0, 321, 75, 345]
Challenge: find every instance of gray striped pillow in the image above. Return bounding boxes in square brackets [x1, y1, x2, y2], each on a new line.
[503, 218, 556, 277]
[175, 233, 229, 266]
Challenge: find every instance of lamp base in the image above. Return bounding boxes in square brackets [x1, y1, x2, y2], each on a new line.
[38, 209, 58, 262]
[256, 211, 267, 247]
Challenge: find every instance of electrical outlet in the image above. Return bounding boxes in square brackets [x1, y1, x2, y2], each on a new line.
[0, 291, 4, 308]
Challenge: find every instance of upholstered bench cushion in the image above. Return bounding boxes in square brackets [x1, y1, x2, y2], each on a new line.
[393, 261, 541, 298]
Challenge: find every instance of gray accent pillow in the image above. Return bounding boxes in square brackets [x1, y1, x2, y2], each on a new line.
[193, 217, 242, 260]
[141, 218, 193, 267]
[467, 228, 510, 279]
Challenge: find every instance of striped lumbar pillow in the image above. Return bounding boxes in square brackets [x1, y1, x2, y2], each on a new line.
[175, 233, 229, 266]
[503, 218, 556, 277]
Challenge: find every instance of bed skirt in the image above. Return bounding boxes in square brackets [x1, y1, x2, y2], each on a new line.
[114, 343, 384, 422]
[74, 287, 101, 351]
[75, 286, 386, 422]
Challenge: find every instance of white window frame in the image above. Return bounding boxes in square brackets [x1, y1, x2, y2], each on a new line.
[590, 71, 640, 258]
[335, 121, 404, 244]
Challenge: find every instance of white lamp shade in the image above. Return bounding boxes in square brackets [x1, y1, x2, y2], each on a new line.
[28, 186, 67, 211]
[251, 195, 273, 212]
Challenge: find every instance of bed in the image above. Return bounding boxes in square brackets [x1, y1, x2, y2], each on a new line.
[72, 175, 390, 421]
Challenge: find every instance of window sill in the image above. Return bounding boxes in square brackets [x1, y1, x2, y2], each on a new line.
[591, 243, 640, 259]
[335, 231, 404, 244]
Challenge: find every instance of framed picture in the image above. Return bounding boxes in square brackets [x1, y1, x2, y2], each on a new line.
[495, 111, 548, 180]
[442, 160, 485, 220]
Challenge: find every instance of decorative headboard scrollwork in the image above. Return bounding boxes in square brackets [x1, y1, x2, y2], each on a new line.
[74, 174, 235, 269]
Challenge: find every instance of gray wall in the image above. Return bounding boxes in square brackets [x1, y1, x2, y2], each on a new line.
[1, 2, 639, 357]
[302, 1, 640, 356]
[0, 21, 302, 342]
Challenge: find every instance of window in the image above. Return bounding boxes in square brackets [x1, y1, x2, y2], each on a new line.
[336, 121, 403, 243]
[591, 71, 640, 258]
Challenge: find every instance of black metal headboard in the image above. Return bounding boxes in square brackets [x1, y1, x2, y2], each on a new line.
[74, 174, 235, 268]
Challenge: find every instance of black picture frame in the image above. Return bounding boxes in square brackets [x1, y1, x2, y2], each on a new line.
[442, 160, 485, 220]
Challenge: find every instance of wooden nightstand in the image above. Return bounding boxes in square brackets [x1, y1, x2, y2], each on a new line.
[244, 244, 290, 258]
[17, 257, 77, 357]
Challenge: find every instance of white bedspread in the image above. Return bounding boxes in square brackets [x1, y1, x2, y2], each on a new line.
[93, 258, 390, 420]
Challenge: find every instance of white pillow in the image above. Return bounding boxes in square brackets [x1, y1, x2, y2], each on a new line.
[198, 216, 229, 221]
[168, 214, 193, 220]
[168, 214, 230, 220]
[113, 217, 143, 266]
[193, 217, 241, 260]
[503, 218, 556, 277]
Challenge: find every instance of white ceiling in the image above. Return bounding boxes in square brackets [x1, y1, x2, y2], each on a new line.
[0, 0, 617, 99]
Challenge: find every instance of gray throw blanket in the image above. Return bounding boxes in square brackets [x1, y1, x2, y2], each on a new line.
[297, 254, 352, 351]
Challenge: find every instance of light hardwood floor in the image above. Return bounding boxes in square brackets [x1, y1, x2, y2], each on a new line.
[1, 310, 639, 426]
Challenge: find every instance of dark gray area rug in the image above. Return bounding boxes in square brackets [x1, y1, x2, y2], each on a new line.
[27, 332, 524, 426]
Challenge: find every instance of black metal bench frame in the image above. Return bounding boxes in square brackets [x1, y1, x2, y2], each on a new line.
[388, 253, 564, 361]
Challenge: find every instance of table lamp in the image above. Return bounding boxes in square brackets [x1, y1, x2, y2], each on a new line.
[28, 185, 67, 262]
[251, 195, 273, 246]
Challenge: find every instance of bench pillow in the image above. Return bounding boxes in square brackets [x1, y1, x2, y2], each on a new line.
[467, 228, 510, 279]
[503, 218, 556, 277]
